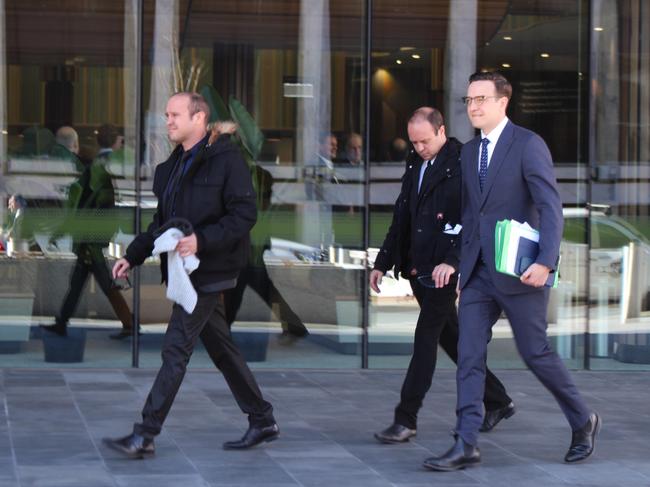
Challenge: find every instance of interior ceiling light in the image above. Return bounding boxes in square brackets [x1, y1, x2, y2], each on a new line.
[503, 36, 512, 41]
[396, 59, 402, 65]
[411, 54, 421, 59]
[399, 46, 415, 51]
[540, 53, 550, 58]
[501, 63, 511, 68]
[594, 27, 604, 32]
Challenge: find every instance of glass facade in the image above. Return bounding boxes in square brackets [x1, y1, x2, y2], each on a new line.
[0, 1, 648, 370]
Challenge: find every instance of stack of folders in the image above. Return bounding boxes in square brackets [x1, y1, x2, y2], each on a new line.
[494, 219, 559, 288]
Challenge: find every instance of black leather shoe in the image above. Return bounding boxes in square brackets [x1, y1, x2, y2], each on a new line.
[102, 433, 155, 459]
[423, 436, 481, 472]
[565, 413, 601, 463]
[40, 322, 67, 337]
[223, 423, 280, 450]
[480, 402, 515, 432]
[374, 423, 416, 444]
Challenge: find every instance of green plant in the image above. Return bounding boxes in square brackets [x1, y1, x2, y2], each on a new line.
[200, 85, 266, 204]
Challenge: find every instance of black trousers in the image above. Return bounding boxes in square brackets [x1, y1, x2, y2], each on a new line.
[393, 278, 512, 430]
[134, 292, 275, 439]
[224, 264, 308, 336]
[57, 246, 132, 329]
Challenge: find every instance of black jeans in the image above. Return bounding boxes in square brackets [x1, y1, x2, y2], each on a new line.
[134, 292, 275, 439]
[393, 278, 512, 430]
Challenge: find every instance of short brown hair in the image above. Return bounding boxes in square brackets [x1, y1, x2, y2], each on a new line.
[97, 124, 119, 148]
[172, 92, 211, 122]
[408, 107, 444, 133]
[468, 71, 512, 99]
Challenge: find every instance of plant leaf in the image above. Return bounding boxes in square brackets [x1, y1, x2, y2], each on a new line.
[199, 85, 230, 123]
[228, 96, 264, 160]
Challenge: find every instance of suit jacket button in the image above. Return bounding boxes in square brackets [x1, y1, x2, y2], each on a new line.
[417, 228, 422, 233]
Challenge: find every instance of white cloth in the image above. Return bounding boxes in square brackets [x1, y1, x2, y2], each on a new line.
[152, 228, 200, 314]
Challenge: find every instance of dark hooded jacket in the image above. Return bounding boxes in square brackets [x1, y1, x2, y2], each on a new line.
[124, 134, 257, 288]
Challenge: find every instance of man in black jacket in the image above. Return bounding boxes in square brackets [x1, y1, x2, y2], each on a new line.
[103, 92, 279, 458]
[372, 107, 513, 444]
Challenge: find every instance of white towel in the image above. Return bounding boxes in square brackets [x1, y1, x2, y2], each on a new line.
[152, 228, 200, 314]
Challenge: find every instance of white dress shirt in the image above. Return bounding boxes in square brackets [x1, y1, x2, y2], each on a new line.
[418, 156, 436, 192]
[477, 116, 509, 171]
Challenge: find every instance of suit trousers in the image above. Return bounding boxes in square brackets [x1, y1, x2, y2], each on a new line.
[393, 278, 512, 430]
[134, 292, 275, 439]
[455, 263, 591, 446]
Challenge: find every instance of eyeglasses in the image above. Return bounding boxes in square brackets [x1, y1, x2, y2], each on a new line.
[461, 95, 502, 107]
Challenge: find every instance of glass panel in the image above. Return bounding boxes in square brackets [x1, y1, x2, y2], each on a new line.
[138, 0, 366, 368]
[588, 0, 650, 370]
[0, 1, 137, 366]
[368, 0, 588, 369]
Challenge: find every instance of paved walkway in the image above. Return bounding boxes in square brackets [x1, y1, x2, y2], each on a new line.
[0, 368, 648, 486]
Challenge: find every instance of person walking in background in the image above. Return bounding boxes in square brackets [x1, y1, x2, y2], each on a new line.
[103, 92, 279, 459]
[40, 130, 134, 340]
[424, 72, 600, 471]
[371, 107, 513, 445]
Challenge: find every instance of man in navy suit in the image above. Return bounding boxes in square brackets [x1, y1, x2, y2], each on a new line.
[423, 72, 600, 471]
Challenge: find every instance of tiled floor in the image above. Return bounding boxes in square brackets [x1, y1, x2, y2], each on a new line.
[0, 368, 647, 486]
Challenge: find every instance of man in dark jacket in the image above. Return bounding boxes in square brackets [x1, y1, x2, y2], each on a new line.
[372, 107, 513, 444]
[103, 92, 279, 458]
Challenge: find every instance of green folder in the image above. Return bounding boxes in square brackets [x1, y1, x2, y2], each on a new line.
[494, 219, 559, 288]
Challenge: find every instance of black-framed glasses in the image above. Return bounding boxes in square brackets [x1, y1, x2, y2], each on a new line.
[461, 95, 502, 107]
[111, 276, 132, 291]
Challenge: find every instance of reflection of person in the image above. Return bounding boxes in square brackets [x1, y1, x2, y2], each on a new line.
[3, 194, 31, 253]
[424, 72, 600, 472]
[50, 126, 82, 169]
[103, 92, 278, 459]
[342, 132, 363, 166]
[371, 107, 513, 445]
[388, 137, 408, 163]
[304, 132, 339, 200]
[4, 194, 27, 240]
[222, 152, 308, 343]
[40, 140, 134, 339]
[95, 124, 124, 162]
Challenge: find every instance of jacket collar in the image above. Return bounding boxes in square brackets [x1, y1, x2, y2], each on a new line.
[416, 138, 458, 198]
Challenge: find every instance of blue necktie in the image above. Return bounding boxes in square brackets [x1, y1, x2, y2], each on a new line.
[479, 138, 489, 191]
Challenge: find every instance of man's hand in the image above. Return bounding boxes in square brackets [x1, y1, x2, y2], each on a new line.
[520, 263, 551, 288]
[112, 258, 131, 280]
[369, 269, 384, 293]
[431, 263, 456, 288]
[176, 233, 198, 257]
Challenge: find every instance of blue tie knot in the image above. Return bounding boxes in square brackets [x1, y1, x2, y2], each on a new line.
[481, 138, 489, 148]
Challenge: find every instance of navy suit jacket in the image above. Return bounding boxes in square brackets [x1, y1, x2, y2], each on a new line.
[458, 120, 563, 295]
